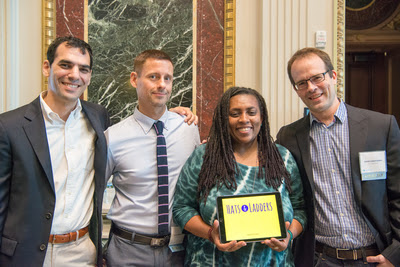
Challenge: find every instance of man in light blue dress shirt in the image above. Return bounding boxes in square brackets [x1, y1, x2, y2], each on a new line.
[104, 49, 200, 266]
[276, 47, 400, 267]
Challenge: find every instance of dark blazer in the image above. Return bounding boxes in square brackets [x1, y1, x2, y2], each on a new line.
[0, 96, 110, 266]
[276, 104, 400, 267]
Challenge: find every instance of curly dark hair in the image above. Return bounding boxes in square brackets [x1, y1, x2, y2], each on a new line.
[197, 86, 291, 202]
[47, 36, 93, 69]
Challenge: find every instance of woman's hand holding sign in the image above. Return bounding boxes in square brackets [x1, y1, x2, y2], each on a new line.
[210, 220, 247, 252]
[182, 216, 247, 253]
[262, 221, 291, 252]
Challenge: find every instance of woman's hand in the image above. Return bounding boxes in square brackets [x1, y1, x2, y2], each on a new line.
[261, 221, 291, 252]
[183, 216, 246, 252]
[210, 220, 247, 252]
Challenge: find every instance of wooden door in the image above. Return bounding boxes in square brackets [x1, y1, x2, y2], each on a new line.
[345, 52, 388, 114]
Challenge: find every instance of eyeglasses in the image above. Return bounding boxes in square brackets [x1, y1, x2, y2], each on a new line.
[293, 70, 330, 91]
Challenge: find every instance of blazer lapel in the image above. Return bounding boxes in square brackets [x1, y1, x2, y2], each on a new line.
[347, 104, 368, 206]
[81, 102, 107, 190]
[23, 98, 55, 192]
[81, 102, 104, 139]
[296, 115, 315, 192]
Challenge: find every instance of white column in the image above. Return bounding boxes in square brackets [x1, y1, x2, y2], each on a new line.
[0, 0, 6, 112]
[261, 0, 335, 138]
[0, 0, 41, 113]
[5, 0, 20, 111]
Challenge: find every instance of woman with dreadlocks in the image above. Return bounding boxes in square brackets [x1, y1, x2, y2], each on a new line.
[173, 87, 306, 266]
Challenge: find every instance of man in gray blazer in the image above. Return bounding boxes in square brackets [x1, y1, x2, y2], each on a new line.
[0, 36, 110, 266]
[276, 47, 400, 267]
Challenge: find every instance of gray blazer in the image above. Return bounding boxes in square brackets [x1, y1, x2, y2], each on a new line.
[276, 104, 400, 267]
[0, 96, 110, 266]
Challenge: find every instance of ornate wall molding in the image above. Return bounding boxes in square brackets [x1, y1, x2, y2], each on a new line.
[382, 9, 400, 31]
[41, 0, 56, 91]
[224, 0, 235, 91]
[346, 0, 400, 30]
[335, 0, 345, 99]
[346, 5, 400, 48]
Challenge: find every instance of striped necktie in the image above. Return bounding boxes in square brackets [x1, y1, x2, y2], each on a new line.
[154, 121, 169, 235]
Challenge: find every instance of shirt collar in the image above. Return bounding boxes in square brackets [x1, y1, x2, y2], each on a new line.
[39, 91, 83, 123]
[132, 107, 169, 134]
[309, 99, 347, 127]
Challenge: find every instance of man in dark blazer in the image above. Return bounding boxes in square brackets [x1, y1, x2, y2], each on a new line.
[276, 47, 400, 267]
[0, 36, 110, 266]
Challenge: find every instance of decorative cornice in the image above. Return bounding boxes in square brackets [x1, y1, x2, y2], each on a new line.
[346, 5, 400, 50]
[346, 1, 400, 30]
[383, 11, 400, 30]
[224, 0, 235, 91]
[42, 0, 56, 91]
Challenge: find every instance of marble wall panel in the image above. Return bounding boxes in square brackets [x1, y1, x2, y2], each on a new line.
[54, 0, 224, 139]
[87, 0, 193, 125]
[55, 0, 85, 39]
[196, 0, 224, 139]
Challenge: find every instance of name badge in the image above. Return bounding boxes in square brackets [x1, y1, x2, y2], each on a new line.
[169, 226, 185, 252]
[359, 151, 387, 181]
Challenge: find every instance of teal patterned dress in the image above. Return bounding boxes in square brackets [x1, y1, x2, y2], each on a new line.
[173, 144, 306, 267]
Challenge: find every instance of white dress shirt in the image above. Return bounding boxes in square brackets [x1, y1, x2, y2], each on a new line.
[40, 92, 96, 234]
[105, 107, 200, 235]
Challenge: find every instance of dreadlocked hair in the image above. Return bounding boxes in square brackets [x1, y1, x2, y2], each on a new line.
[197, 87, 292, 203]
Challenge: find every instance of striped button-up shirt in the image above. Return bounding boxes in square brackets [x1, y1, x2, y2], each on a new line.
[310, 100, 375, 249]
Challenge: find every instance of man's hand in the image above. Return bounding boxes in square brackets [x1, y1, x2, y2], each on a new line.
[367, 254, 394, 267]
[169, 106, 198, 125]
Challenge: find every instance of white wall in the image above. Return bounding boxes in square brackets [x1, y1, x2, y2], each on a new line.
[235, 0, 262, 91]
[0, 0, 42, 113]
[235, 0, 336, 137]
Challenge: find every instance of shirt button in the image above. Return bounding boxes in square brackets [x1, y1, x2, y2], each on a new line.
[45, 213, 52, 220]
[336, 191, 340, 195]
[40, 244, 47, 251]
[332, 169, 335, 173]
